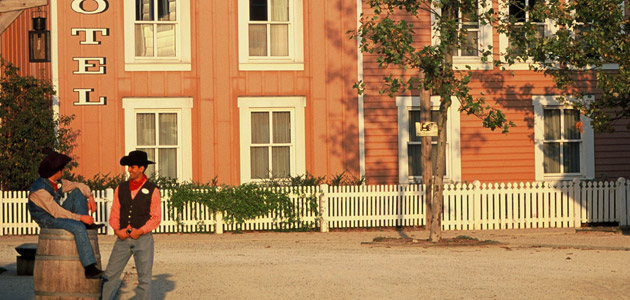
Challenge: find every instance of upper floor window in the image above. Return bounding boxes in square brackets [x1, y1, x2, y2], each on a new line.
[454, 0, 480, 57]
[238, 0, 304, 70]
[432, 0, 493, 70]
[499, 0, 555, 69]
[134, 0, 177, 58]
[124, 0, 191, 71]
[508, 0, 546, 54]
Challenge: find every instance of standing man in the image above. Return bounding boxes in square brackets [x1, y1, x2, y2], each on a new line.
[28, 149, 105, 278]
[102, 150, 161, 300]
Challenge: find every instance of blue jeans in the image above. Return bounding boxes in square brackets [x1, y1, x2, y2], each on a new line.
[45, 189, 96, 267]
[101, 233, 154, 300]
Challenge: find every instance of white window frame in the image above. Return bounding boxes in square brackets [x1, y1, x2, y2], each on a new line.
[432, 0, 493, 70]
[397, 96, 461, 184]
[238, 96, 306, 183]
[532, 95, 594, 181]
[237, 0, 304, 71]
[570, 1, 624, 70]
[123, 0, 192, 71]
[498, 0, 556, 70]
[123, 97, 193, 181]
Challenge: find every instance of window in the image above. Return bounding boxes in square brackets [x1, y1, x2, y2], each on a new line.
[571, 0, 622, 69]
[124, 0, 191, 71]
[123, 98, 193, 181]
[454, 0, 480, 57]
[533, 95, 594, 181]
[509, 0, 546, 53]
[136, 112, 178, 178]
[432, 0, 493, 69]
[238, 97, 306, 183]
[397, 96, 461, 184]
[499, 0, 554, 69]
[238, 0, 304, 70]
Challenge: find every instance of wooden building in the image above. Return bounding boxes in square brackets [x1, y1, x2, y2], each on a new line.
[1, 0, 629, 186]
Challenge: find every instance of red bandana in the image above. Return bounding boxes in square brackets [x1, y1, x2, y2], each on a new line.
[49, 179, 59, 192]
[129, 174, 147, 191]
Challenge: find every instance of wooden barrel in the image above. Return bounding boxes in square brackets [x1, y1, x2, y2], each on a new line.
[33, 228, 102, 300]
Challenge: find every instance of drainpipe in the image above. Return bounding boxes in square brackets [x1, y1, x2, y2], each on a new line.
[50, 1, 59, 116]
[356, 0, 365, 178]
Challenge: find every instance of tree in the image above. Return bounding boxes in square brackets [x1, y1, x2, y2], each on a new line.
[498, 0, 629, 132]
[351, 0, 513, 241]
[352, 0, 627, 241]
[0, 60, 78, 190]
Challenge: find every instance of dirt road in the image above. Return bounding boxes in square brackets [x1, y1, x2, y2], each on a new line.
[1, 228, 630, 299]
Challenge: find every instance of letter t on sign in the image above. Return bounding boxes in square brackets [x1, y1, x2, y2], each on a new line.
[74, 88, 106, 106]
[71, 28, 109, 45]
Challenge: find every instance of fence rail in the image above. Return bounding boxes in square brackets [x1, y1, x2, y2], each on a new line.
[2, 178, 629, 235]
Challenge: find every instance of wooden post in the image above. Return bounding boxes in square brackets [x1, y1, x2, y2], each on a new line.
[473, 180, 481, 230]
[572, 178, 582, 228]
[105, 188, 114, 235]
[616, 177, 627, 227]
[215, 211, 224, 234]
[319, 184, 329, 233]
[0, 191, 4, 236]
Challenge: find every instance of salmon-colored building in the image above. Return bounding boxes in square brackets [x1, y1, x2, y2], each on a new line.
[2, 0, 629, 186]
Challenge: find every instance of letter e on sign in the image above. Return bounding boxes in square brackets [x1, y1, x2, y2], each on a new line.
[416, 122, 438, 137]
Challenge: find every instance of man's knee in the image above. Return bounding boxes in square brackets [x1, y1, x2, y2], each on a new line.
[68, 189, 87, 200]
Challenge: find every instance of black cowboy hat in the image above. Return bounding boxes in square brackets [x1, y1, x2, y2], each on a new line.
[38, 149, 71, 178]
[120, 150, 155, 166]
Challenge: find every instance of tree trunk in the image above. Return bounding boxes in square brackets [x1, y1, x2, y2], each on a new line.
[420, 73, 433, 230]
[429, 102, 450, 242]
[429, 0, 458, 242]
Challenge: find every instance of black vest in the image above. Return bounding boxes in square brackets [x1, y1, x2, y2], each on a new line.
[118, 181, 157, 229]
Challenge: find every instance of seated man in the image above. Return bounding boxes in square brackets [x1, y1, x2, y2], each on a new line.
[28, 149, 105, 279]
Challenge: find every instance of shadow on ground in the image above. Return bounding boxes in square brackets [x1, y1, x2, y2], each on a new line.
[0, 263, 34, 300]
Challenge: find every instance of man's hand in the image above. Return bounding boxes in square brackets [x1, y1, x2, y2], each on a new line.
[129, 228, 143, 240]
[115, 228, 130, 240]
[79, 215, 94, 225]
[87, 195, 97, 214]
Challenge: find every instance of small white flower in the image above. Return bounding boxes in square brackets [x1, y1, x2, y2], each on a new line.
[141, 188, 149, 194]
[57, 183, 62, 190]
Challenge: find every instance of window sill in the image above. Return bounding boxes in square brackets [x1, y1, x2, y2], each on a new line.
[543, 174, 593, 182]
[239, 62, 304, 71]
[452, 57, 493, 70]
[125, 63, 192, 72]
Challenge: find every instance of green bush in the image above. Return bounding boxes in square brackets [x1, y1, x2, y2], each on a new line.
[69, 170, 366, 233]
[0, 60, 78, 190]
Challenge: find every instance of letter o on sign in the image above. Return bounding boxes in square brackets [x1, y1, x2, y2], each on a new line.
[71, 0, 109, 14]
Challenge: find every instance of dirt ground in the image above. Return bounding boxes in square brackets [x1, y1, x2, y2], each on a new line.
[1, 228, 630, 300]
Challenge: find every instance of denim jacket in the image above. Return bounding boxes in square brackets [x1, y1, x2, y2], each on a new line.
[28, 177, 63, 227]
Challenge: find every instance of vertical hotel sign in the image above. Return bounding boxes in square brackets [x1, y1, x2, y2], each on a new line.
[70, 0, 109, 106]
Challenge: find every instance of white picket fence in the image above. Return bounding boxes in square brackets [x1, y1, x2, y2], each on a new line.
[2, 178, 629, 236]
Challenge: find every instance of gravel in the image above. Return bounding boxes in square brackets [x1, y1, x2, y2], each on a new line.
[1, 228, 630, 300]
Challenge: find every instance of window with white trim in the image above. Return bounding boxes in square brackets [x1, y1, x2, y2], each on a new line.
[532, 95, 594, 181]
[455, 0, 480, 57]
[432, 0, 493, 69]
[238, 0, 304, 70]
[123, 98, 193, 181]
[499, 0, 555, 69]
[124, 0, 191, 71]
[397, 96, 461, 184]
[238, 97, 306, 183]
